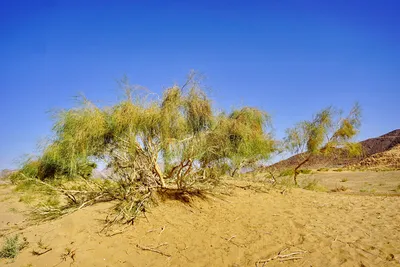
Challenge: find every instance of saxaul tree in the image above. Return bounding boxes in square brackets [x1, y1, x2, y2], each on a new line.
[284, 103, 362, 185]
[38, 73, 276, 190]
[12, 72, 276, 225]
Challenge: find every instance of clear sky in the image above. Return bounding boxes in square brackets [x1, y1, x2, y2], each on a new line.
[1, 0, 399, 169]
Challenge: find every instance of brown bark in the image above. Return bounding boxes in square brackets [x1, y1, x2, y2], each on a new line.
[293, 155, 311, 185]
[154, 163, 165, 187]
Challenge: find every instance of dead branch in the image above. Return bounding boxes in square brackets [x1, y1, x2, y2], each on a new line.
[221, 235, 241, 247]
[256, 248, 307, 266]
[32, 247, 52, 256]
[136, 243, 171, 257]
[221, 235, 236, 242]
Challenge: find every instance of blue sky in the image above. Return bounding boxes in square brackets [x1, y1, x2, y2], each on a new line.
[1, 0, 399, 169]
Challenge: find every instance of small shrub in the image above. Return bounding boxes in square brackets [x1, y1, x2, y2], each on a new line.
[279, 169, 312, 177]
[8, 207, 18, 213]
[340, 178, 348, 182]
[333, 168, 343, 172]
[300, 169, 312, 174]
[303, 179, 327, 192]
[317, 167, 329, 172]
[274, 176, 295, 188]
[0, 235, 27, 259]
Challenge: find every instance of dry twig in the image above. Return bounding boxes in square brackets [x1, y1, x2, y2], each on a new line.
[256, 248, 307, 266]
[32, 247, 52, 256]
[136, 243, 171, 257]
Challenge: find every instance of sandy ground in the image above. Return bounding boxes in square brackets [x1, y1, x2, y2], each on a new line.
[299, 170, 400, 195]
[0, 172, 399, 267]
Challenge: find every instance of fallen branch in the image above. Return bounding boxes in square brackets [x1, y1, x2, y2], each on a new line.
[221, 235, 241, 247]
[32, 247, 52, 256]
[256, 248, 307, 266]
[136, 243, 171, 257]
[222, 235, 236, 242]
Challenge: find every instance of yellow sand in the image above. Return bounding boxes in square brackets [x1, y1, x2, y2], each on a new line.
[0, 176, 399, 266]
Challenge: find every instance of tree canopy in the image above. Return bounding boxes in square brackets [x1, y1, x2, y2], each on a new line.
[25, 74, 276, 190]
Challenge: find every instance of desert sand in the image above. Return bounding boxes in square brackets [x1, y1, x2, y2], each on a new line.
[0, 171, 399, 266]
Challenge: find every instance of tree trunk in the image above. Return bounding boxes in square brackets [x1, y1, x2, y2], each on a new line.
[153, 160, 165, 187]
[293, 155, 311, 186]
[231, 168, 238, 177]
[231, 161, 243, 177]
[267, 169, 276, 184]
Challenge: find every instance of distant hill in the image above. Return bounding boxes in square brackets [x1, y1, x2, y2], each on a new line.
[351, 144, 400, 170]
[360, 129, 400, 156]
[0, 169, 16, 184]
[271, 129, 400, 170]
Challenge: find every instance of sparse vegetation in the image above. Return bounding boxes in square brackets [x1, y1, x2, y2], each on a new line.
[302, 179, 327, 192]
[19, 194, 35, 204]
[0, 235, 28, 259]
[360, 188, 376, 194]
[279, 168, 312, 177]
[8, 207, 18, 213]
[274, 176, 296, 189]
[340, 178, 348, 182]
[279, 169, 294, 177]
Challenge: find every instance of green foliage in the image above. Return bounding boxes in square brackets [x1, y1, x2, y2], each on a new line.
[300, 169, 313, 174]
[19, 194, 35, 204]
[0, 235, 25, 259]
[9, 158, 40, 184]
[42, 100, 107, 178]
[202, 107, 275, 177]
